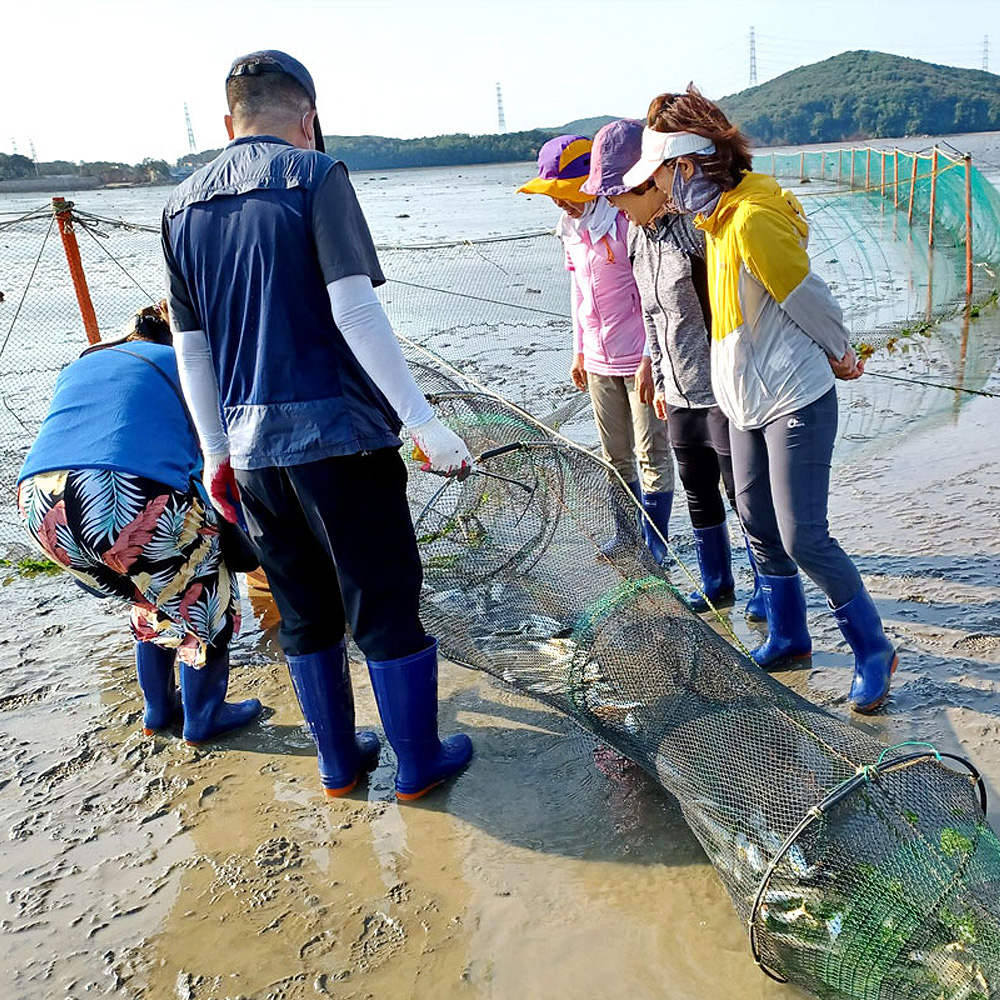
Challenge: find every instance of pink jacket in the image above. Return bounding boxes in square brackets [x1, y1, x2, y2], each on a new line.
[563, 212, 647, 377]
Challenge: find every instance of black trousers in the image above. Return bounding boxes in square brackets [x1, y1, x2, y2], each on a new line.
[235, 448, 425, 661]
[665, 404, 736, 529]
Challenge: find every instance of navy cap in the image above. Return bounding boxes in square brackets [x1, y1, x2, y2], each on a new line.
[227, 50, 316, 102]
[227, 50, 324, 152]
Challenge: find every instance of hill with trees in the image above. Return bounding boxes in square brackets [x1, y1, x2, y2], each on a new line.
[720, 50, 1000, 145]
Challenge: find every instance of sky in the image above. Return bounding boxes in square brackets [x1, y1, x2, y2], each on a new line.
[3, 0, 999, 165]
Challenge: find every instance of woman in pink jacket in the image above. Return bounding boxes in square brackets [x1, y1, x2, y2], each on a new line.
[519, 135, 674, 561]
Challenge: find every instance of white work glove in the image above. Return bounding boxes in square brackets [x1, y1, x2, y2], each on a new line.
[409, 416, 473, 481]
[203, 451, 241, 524]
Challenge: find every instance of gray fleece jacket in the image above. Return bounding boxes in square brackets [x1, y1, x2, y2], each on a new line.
[627, 214, 716, 410]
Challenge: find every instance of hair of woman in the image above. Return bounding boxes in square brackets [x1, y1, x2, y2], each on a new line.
[645, 85, 753, 190]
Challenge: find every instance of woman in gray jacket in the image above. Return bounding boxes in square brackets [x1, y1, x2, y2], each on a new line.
[583, 119, 762, 617]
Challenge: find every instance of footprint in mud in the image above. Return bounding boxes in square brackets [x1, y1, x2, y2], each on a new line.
[952, 633, 1000, 659]
[0, 684, 53, 712]
[254, 836, 303, 875]
[350, 910, 406, 970]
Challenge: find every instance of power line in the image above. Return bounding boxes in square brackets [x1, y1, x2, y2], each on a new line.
[496, 83, 506, 135]
[184, 103, 197, 154]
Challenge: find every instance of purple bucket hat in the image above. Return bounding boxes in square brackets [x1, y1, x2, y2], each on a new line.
[581, 119, 644, 197]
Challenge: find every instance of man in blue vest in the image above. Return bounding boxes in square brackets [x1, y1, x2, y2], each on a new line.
[162, 50, 473, 801]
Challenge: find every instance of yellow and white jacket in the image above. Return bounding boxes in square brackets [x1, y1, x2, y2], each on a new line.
[695, 172, 850, 431]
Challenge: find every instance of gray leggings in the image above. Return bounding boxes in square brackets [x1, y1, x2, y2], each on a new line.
[730, 388, 862, 608]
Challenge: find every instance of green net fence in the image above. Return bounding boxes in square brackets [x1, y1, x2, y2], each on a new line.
[2, 149, 1000, 998]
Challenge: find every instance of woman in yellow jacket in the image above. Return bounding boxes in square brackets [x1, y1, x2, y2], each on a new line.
[622, 86, 897, 713]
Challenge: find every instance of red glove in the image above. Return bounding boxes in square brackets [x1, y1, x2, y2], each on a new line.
[204, 452, 241, 524]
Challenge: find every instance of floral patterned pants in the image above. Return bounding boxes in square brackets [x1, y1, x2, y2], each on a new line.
[18, 469, 240, 666]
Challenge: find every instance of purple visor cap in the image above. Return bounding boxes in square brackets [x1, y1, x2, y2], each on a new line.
[581, 119, 645, 197]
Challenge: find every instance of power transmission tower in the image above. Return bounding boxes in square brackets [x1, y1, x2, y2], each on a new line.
[749, 26, 758, 87]
[10, 138, 18, 155]
[984, 34, 990, 72]
[184, 103, 197, 153]
[496, 83, 506, 134]
[29, 139, 39, 175]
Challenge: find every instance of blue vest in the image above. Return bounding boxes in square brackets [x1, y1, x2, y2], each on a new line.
[18, 342, 200, 492]
[163, 137, 401, 470]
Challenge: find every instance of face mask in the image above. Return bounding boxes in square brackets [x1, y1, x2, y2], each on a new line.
[671, 159, 723, 217]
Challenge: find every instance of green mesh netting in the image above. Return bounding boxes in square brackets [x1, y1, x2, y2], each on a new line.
[406, 368, 1000, 1000]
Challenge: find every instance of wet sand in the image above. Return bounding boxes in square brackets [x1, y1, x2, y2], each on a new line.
[2, 299, 999, 1000]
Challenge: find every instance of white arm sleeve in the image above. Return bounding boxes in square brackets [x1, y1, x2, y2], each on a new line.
[173, 328, 229, 456]
[327, 273, 434, 428]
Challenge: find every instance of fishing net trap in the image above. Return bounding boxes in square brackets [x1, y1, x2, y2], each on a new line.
[2, 143, 1000, 999]
[403, 363, 1000, 1000]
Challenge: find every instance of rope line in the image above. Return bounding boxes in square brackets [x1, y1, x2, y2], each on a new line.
[74, 214, 158, 305]
[865, 369, 1000, 399]
[386, 278, 568, 318]
[0, 212, 55, 365]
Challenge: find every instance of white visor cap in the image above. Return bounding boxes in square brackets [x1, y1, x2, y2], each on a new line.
[621, 128, 716, 189]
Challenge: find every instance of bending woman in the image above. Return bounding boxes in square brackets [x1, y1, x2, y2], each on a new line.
[622, 87, 897, 712]
[17, 306, 262, 742]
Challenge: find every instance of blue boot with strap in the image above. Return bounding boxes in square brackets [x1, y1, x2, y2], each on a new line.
[180, 644, 263, 745]
[743, 537, 766, 622]
[751, 573, 812, 669]
[687, 521, 735, 611]
[368, 636, 472, 802]
[831, 586, 898, 713]
[286, 642, 381, 797]
[601, 479, 641, 559]
[135, 641, 180, 735]
[641, 489, 674, 567]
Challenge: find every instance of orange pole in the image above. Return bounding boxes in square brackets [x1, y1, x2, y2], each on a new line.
[893, 149, 899, 209]
[53, 197, 100, 344]
[866, 148, 871, 190]
[928, 147, 939, 250]
[907, 153, 917, 225]
[965, 152, 973, 299]
[880, 151, 885, 197]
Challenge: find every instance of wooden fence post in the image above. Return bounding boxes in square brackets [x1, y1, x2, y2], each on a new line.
[52, 197, 100, 345]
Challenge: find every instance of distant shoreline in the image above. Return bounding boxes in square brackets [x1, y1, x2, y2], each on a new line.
[0, 175, 176, 194]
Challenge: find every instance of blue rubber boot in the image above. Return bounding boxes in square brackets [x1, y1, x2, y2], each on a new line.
[286, 643, 381, 797]
[831, 586, 898, 713]
[600, 480, 641, 558]
[687, 522, 735, 611]
[751, 573, 812, 669]
[641, 490, 674, 567]
[743, 538, 766, 622]
[135, 641, 179, 735]
[368, 636, 473, 801]
[180, 645, 263, 745]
